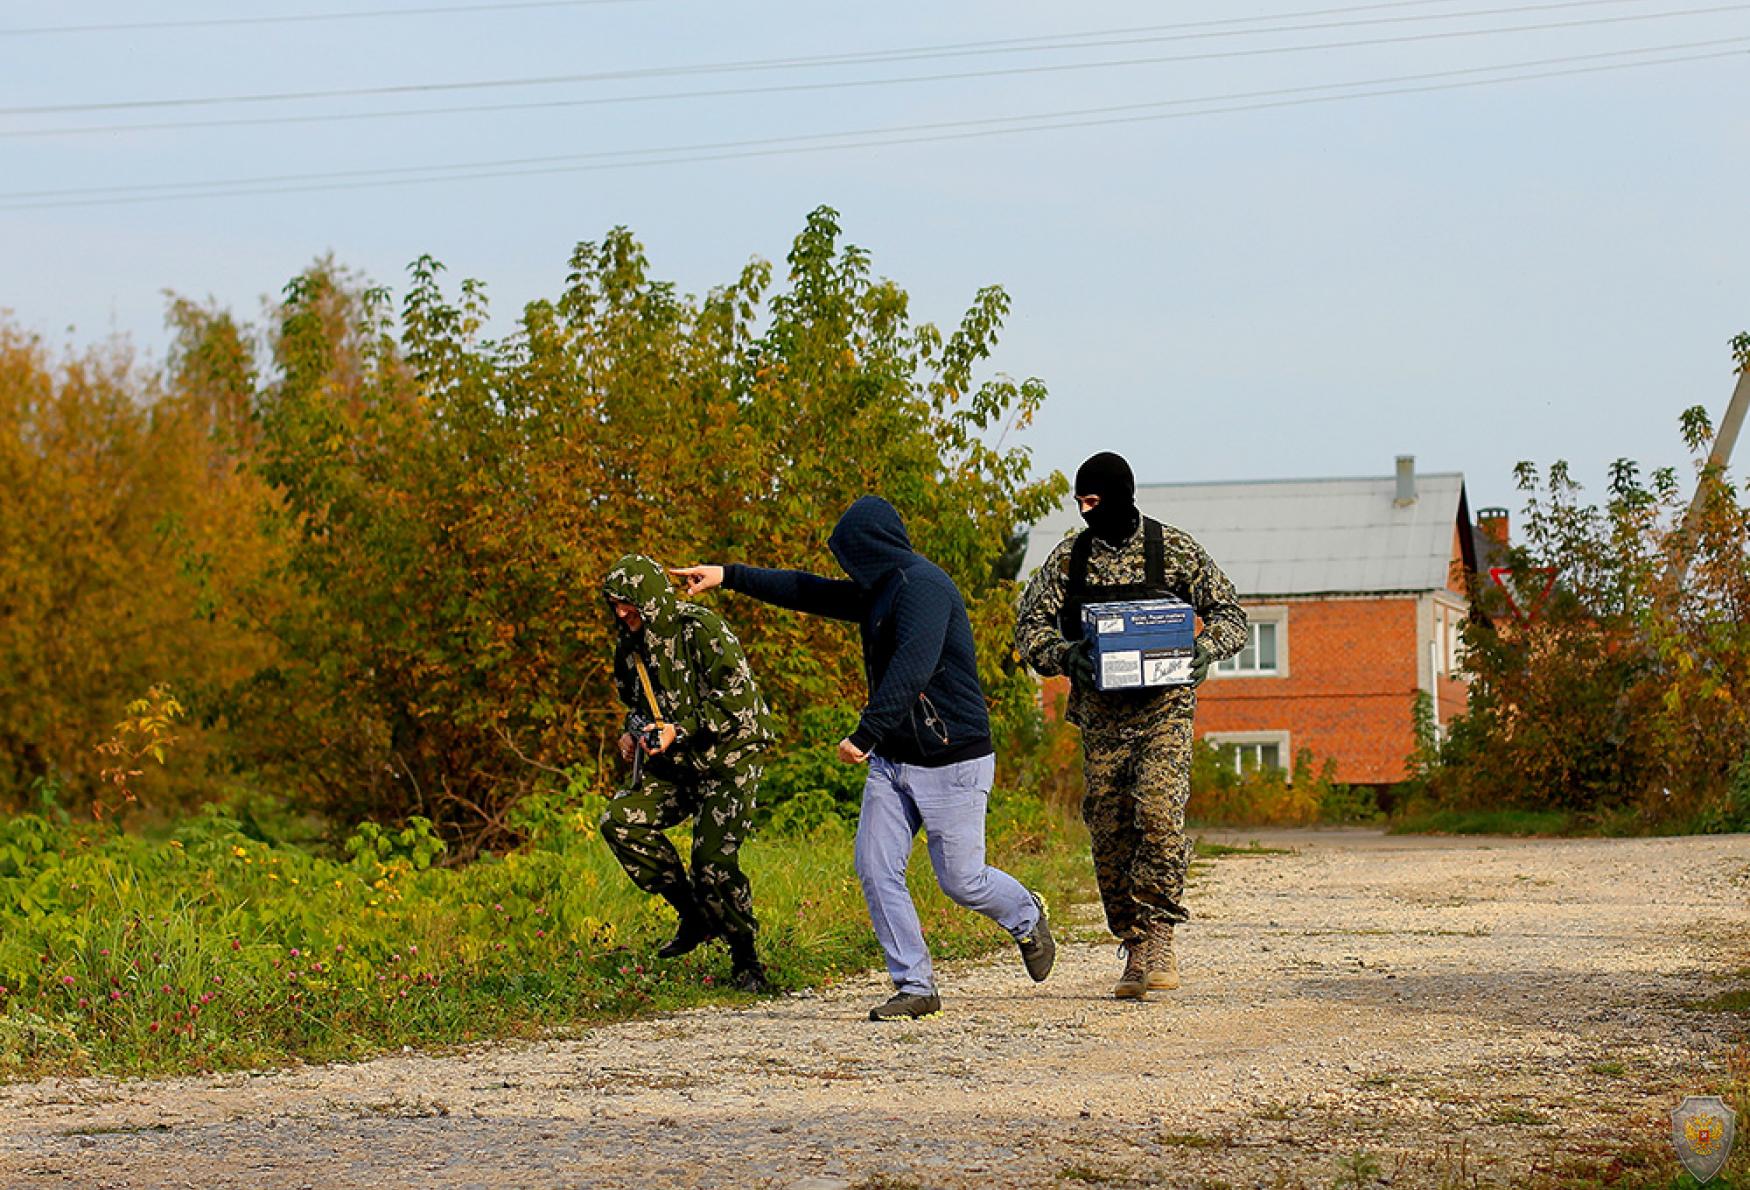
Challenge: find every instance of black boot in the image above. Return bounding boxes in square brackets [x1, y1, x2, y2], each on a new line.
[727, 935, 768, 994]
[656, 890, 715, 959]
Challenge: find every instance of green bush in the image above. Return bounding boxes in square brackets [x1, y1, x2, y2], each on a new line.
[1410, 396, 1750, 829]
[0, 794, 1092, 1081]
[755, 706, 866, 832]
[1696, 750, 1750, 835]
[1186, 742, 1360, 827]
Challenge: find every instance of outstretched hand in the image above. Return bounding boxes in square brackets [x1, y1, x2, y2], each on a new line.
[669, 565, 724, 597]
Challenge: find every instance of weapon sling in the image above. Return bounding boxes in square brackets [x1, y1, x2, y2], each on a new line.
[632, 654, 666, 725]
[628, 654, 669, 788]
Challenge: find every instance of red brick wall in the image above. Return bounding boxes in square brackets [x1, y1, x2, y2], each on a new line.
[1195, 598, 1422, 785]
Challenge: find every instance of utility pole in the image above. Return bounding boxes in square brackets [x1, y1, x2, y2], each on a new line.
[1667, 360, 1750, 585]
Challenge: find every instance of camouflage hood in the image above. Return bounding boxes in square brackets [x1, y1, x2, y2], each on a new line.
[603, 553, 778, 759]
[603, 554, 680, 637]
[604, 553, 692, 721]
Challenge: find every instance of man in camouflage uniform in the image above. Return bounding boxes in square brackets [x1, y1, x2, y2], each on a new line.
[601, 554, 778, 993]
[1015, 452, 1247, 999]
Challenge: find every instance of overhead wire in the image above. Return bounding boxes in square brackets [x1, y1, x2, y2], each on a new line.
[0, 0, 1618, 42]
[3, 39, 1742, 210]
[0, 0, 648, 38]
[0, 0, 1731, 118]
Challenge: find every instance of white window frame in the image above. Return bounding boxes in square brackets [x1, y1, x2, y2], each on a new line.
[1432, 600, 1469, 680]
[1212, 605, 1288, 679]
[1203, 730, 1292, 776]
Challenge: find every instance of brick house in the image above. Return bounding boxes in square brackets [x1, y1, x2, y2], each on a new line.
[1021, 457, 1496, 787]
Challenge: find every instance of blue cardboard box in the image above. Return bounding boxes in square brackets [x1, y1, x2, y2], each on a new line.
[1081, 598, 1197, 691]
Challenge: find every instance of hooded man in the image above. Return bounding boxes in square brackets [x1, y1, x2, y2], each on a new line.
[601, 554, 778, 993]
[672, 496, 1056, 1021]
[1015, 452, 1248, 999]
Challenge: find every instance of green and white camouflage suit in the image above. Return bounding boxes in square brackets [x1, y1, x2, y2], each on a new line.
[1014, 522, 1247, 942]
[601, 555, 778, 945]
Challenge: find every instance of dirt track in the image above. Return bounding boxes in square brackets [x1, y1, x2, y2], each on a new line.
[1, 830, 1745, 1189]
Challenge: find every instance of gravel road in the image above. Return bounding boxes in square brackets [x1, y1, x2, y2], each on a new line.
[1, 830, 1745, 1189]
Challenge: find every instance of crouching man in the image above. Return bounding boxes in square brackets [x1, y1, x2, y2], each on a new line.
[600, 554, 777, 993]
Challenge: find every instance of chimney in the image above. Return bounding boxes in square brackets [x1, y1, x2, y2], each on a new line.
[1394, 455, 1417, 506]
[1478, 506, 1510, 546]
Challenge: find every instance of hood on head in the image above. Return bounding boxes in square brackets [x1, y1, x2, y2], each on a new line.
[828, 496, 915, 588]
[602, 554, 678, 633]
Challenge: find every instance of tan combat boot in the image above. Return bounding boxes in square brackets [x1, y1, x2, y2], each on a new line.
[1113, 941, 1148, 1000]
[1144, 922, 1179, 991]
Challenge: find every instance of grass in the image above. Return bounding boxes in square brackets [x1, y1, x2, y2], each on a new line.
[1330, 1150, 1382, 1189]
[0, 789, 1096, 1082]
[1489, 1105, 1553, 1126]
[1160, 1132, 1229, 1149]
[1193, 840, 1294, 858]
[1388, 807, 1577, 836]
[1690, 969, 1750, 1015]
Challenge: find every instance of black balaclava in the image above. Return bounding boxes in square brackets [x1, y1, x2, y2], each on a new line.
[1075, 451, 1140, 545]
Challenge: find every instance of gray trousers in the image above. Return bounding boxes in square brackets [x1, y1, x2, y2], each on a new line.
[853, 753, 1039, 995]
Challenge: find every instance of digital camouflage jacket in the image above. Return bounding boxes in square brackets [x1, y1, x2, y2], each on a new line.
[1015, 520, 1248, 729]
[603, 555, 778, 771]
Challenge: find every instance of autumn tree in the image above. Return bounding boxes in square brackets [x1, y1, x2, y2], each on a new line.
[0, 309, 281, 815]
[1421, 341, 1750, 829]
[239, 208, 1063, 847]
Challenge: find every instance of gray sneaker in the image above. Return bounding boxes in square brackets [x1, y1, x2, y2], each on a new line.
[868, 991, 942, 1021]
[1017, 891, 1056, 982]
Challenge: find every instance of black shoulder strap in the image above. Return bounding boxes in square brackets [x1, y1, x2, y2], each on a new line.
[1143, 517, 1166, 588]
[1058, 530, 1096, 639]
[1066, 529, 1096, 600]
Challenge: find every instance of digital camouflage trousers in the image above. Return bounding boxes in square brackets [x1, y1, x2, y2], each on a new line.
[1080, 712, 1195, 942]
[600, 746, 764, 944]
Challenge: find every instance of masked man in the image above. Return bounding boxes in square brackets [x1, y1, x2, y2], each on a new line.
[1015, 452, 1247, 999]
[601, 554, 778, 993]
[672, 496, 1056, 1021]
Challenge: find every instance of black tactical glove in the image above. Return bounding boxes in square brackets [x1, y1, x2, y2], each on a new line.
[1065, 639, 1096, 687]
[1188, 640, 1214, 687]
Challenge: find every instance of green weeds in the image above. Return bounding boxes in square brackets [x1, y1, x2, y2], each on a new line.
[0, 793, 1093, 1081]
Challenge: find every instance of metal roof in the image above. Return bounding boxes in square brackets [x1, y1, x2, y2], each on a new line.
[1021, 472, 1470, 598]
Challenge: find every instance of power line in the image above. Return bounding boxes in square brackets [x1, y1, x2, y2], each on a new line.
[0, 0, 1575, 43]
[0, 0, 1721, 117]
[0, 0, 647, 38]
[3, 42, 1741, 210]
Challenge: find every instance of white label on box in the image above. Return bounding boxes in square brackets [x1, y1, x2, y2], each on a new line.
[1144, 653, 1192, 684]
[1101, 650, 1142, 688]
[1095, 615, 1125, 635]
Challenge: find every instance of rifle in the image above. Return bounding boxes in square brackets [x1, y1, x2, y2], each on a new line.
[626, 654, 670, 790]
[627, 711, 665, 788]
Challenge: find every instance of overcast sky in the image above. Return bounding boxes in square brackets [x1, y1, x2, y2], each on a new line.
[4, 0, 1747, 516]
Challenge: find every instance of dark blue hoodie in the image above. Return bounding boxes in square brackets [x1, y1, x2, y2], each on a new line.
[724, 496, 993, 767]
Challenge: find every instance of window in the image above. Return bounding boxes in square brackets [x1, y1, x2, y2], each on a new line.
[1215, 610, 1286, 677]
[1204, 731, 1291, 775]
[1222, 740, 1282, 773]
[1446, 611, 1467, 676]
[1433, 605, 1468, 679]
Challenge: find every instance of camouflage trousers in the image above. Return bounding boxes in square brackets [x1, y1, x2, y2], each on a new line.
[600, 746, 764, 943]
[1080, 713, 1195, 942]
